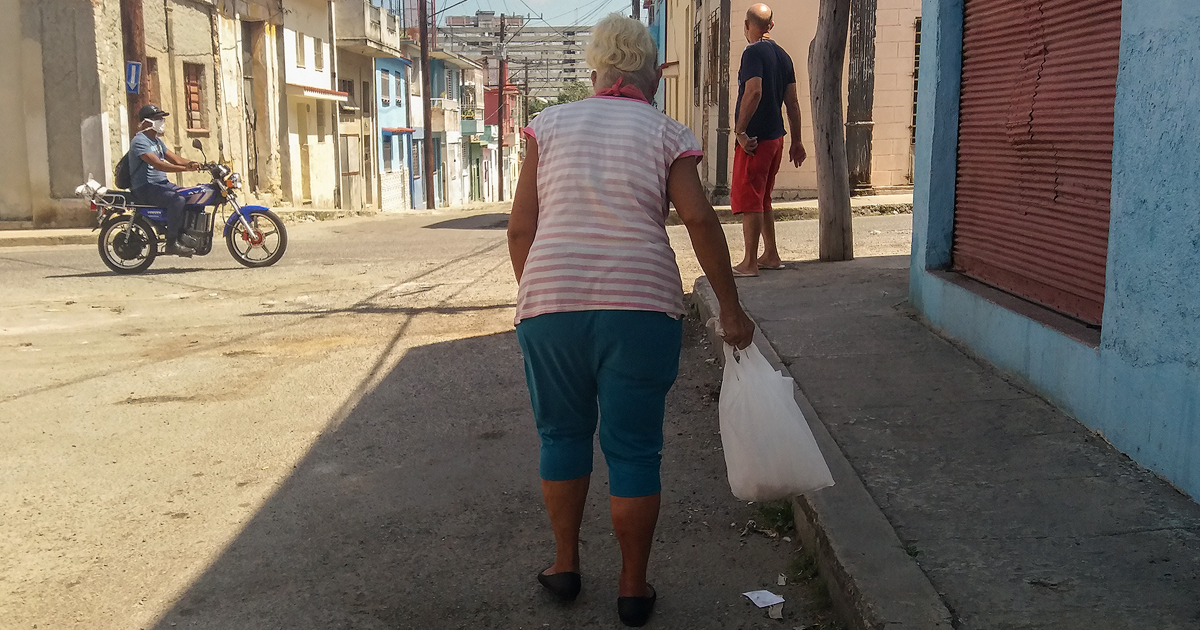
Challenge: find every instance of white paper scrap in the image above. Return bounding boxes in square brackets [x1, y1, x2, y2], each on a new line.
[742, 590, 786, 608]
[777, 573, 788, 586]
[768, 603, 785, 619]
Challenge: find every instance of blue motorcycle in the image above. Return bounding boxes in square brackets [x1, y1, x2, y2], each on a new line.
[76, 139, 287, 274]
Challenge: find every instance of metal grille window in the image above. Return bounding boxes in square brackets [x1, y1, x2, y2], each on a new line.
[952, 0, 1122, 325]
[381, 70, 391, 105]
[314, 37, 324, 70]
[692, 22, 701, 107]
[705, 10, 719, 106]
[183, 63, 205, 131]
[911, 18, 921, 145]
[383, 135, 393, 172]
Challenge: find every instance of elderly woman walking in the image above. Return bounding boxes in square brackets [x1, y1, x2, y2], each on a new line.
[507, 13, 755, 627]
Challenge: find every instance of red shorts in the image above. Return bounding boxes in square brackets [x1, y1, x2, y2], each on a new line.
[731, 136, 784, 214]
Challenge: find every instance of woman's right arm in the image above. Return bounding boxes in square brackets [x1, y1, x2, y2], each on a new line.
[668, 156, 756, 349]
[508, 139, 540, 283]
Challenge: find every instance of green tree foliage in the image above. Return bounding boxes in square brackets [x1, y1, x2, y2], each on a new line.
[556, 80, 593, 104]
[526, 97, 552, 117]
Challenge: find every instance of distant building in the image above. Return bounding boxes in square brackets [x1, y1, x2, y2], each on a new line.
[439, 11, 592, 99]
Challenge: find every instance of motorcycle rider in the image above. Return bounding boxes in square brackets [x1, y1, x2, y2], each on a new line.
[128, 104, 202, 256]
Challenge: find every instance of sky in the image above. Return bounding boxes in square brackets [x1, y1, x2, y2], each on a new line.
[434, 0, 639, 27]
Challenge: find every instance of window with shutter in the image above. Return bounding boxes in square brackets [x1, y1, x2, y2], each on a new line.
[381, 70, 391, 105]
[296, 33, 305, 68]
[183, 63, 206, 131]
[316, 101, 326, 142]
[315, 37, 324, 70]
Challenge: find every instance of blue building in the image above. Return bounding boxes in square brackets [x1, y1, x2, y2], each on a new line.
[910, 0, 1200, 499]
[646, 0, 667, 112]
[375, 56, 413, 211]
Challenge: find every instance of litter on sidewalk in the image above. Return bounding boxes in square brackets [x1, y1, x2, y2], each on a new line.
[742, 589, 785, 608]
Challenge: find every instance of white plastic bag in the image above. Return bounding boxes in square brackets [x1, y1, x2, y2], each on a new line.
[718, 343, 835, 501]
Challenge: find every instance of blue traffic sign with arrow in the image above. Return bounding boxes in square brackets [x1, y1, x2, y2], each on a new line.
[125, 61, 142, 94]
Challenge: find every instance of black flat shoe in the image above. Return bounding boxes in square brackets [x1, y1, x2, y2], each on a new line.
[537, 568, 581, 602]
[617, 584, 656, 627]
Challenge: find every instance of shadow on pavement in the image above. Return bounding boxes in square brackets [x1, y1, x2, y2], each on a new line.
[148, 318, 819, 629]
[243, 303, 517, 318]
[151, 331, 548, 629]
[45, 267, 219, 279]
[423, 214, 509, 230]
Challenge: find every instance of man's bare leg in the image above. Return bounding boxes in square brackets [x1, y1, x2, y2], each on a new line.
[734, 212, 763, 275]
[757, 206, 782, 268]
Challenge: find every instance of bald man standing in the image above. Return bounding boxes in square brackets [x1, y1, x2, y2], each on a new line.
[731, 3, 806, 277]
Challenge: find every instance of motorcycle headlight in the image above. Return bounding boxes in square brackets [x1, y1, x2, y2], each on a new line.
[225, 173, 242, 189]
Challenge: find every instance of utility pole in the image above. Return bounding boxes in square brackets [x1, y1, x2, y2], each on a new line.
[120, 0, 148, 134]
[632, 0, 640, 20]
[497, 14, 506, 202]
[419, 0, 436, 210]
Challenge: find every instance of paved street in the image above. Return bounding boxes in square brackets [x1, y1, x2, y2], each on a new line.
[0, 210, 912, 629]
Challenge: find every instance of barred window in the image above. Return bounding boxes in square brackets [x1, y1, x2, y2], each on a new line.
[183, 63, 206, 131]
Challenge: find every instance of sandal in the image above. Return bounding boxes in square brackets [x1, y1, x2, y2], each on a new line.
[732, 268, 759, 278]
[537, 568, 582, 602]
[617, 584, 656, 627]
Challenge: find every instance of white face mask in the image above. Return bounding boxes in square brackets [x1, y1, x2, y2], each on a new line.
[144, 118, 166, 134]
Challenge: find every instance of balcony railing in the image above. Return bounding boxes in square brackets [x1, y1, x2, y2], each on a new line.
[430, 98, 461, 134]
[336, 0, 404, 58]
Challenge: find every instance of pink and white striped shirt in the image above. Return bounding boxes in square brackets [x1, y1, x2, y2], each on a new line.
[515, 95, 703, 324]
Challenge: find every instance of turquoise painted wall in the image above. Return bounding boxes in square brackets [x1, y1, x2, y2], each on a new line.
[910, 0, 1200, 499]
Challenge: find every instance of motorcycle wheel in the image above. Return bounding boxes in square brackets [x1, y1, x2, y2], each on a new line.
[226, 209, 287, 268]
[98, 216, 157, 274]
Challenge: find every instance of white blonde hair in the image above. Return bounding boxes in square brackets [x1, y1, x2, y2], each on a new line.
[586, 14, 659, 96]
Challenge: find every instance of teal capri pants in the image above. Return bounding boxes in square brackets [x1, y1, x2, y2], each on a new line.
[515, 310, 684, 498]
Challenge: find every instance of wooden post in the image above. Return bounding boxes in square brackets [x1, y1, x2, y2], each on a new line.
[419, 0, 436, 210]
[809, 0, 854, 261]
[846, 0, 877, 193]
[120, 0, 149, 133]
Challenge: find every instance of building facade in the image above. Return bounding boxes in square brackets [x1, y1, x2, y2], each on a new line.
[910, 0, 1200, 501]
[3, 0, 483, 226]
[280, 0, 343, 207]
[375, 56, 414, 211]
[656, 0, 921, 202]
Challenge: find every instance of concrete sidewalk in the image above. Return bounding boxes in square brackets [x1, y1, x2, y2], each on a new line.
[694, 256, 1200, 630]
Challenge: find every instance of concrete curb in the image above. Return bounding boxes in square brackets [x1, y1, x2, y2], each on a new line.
[691, 277, 953, 630]
[667, 202, 912, 227]
[0, 232, 97, 248]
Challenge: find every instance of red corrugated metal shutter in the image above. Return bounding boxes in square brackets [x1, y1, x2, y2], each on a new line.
[952, 0, 1122, 326]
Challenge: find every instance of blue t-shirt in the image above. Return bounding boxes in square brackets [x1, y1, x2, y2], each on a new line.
[735, 39, 797, 142]
[129, 131, 170, 189]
